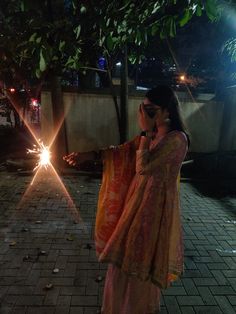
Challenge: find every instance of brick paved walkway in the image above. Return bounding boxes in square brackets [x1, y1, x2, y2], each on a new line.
[0, 169, 235, 314]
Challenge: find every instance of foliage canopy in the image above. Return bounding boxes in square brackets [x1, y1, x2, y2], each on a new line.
[0, 0, 219, 85]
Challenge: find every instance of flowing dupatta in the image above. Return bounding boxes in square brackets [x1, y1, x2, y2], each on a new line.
[95, 133, 185, 288]
[95, 137, 140, 256]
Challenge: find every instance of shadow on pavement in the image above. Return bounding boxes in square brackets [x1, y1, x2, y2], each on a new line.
[188, 179, 236, 216]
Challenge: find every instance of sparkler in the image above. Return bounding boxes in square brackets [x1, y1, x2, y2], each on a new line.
[27, 140, 51, 171]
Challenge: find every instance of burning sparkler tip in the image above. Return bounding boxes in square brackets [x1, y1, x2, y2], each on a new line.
[27, 140, 52, 171]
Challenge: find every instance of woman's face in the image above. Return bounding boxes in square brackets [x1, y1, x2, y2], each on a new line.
[142, 97, 169, 127]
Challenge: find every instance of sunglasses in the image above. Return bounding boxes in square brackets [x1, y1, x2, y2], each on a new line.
[140, 103, 161, 118]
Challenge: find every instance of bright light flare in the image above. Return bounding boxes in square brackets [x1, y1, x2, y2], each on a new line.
[180, 75, 186, 81]
[9, 96, 84, 228]
[40, 147, 50, 167]
[27, 140, 51, 171]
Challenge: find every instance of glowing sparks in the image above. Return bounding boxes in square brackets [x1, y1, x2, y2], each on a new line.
[27, 140, 51, 171]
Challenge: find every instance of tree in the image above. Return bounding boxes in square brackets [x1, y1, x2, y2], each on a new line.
[0, 0, 81, 161]
[0, 0, 220, 153]
[223, 37, 236, 85]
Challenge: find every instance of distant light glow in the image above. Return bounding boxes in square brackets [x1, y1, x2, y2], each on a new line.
[98, 57, 106, 70]
[9, 88, 15, 93]
[136, 86, 149, 90]
[31, 98, 39, 107]
[180, 75, 186, 81]
[116, 62, 122, 66]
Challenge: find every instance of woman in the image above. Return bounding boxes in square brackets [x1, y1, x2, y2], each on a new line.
[63, 85, 189, 313]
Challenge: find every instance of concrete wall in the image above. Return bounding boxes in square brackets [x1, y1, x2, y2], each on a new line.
[41, 92, 54, 147]
[64, 92, 119, 152]
[41, 90, 229, 154]
[41, 91, 119, 152]
[181, 99, 224, 152]
[218, 86, 236, 151]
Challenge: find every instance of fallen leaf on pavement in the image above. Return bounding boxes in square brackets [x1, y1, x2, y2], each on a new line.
[45, 283, 53, 290]
[67, 235, 75, 241]
[95, 276, 103, 283]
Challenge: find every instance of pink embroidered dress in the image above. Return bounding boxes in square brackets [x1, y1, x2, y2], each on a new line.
[95, 131, 188, 313]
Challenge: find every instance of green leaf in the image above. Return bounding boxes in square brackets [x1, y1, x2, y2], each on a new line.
[36, 37, 42, 44]
[80, 5, 86, 14]
[151, 23, 159, 36]
[29, 33, 37, 42]
[196, 4, 202, 17]
[179, 9, 191, 27]
[20, 1, 25, 12]
[39, 49, 46, 72]
[106, 18, 111, 27]
[74, 25, 81, 39]
[36, 68, 41, 78]
[128, 55, 137, 64]
[72, 0, 76, 10]
[118, 2, 132, 12]
[59, 41, 65, 52]
[205, 0, 218, 21]
[160, 26, 166, 40]
[135, 30, 142, 45]
[122, 35, 127, 42]
[152, 3, 160, 14]
[223, 38, 236, 62]
[169, 18, 176, 37]
[65, 56, 74, 67]
[138, 55, 144, 64]
[122, 20, 127, 29]
[99, 35, 105, 47]
[106, 35, 114, 50]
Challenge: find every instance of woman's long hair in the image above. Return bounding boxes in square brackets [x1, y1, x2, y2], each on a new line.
[145, 85, 190, 146]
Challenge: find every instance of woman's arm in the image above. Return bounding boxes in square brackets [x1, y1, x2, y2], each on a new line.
[63, 102, 155, 168]
[63, 136, 139, 167]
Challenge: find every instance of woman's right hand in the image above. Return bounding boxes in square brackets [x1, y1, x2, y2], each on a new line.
[138, 103, 158, 131]
[63, 152, 93, 167]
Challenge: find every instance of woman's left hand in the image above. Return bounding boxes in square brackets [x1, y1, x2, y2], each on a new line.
[138, 103, 157, 131]
[63, 151, 93, 167]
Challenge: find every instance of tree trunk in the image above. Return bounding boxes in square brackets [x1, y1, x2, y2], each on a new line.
[50, 74, 68, 168]
[120, 45, 128, 143]
[105, 54, 122, 144]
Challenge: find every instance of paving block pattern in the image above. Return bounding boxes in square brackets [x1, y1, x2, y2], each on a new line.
[0, 170, 236, 313]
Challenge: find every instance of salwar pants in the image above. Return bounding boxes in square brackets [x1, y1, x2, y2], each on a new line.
[101, 264, 161, 314]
